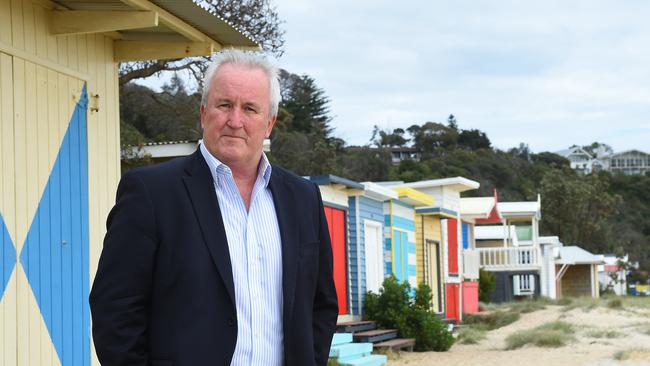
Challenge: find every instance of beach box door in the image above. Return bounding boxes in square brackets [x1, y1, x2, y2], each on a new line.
[324, 206, 347, 314]
[364, 220, 384, 294]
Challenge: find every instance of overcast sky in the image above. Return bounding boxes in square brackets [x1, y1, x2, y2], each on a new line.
[270, 0, 650, 153]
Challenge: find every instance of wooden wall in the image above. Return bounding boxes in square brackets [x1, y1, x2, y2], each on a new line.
[0, 0, 120, 364]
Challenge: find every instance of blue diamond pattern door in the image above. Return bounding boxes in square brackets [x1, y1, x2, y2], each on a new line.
[19, 85, 90, 366]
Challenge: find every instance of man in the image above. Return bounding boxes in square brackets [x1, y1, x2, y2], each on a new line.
[90, 50, 338, 366]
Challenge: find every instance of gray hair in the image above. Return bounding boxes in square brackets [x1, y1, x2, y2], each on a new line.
[201, 49, 280, 118]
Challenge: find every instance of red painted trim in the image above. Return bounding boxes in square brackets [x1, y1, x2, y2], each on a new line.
[447, 218, 459, 274]
[325, 206, 348, 315]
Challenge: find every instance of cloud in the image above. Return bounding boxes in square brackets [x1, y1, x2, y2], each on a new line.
[272, 0, 650, 152]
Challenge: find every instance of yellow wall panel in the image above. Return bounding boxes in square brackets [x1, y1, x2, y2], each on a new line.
[1, 52, 16, 244]
[0, 0, 12, 45]
[33, 2, 47, 59]
[1, 271, 18, 365]
[21, 0, 35, 54]
[11, 0, 24, 49]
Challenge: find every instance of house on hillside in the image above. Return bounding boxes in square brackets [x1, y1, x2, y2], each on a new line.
[599, 149, 650, 176]
[556, 146, 650, 176]
[555, 146, 598, 174]
[0, 0, 256, 364]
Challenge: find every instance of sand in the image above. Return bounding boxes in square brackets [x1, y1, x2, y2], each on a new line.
[387, 303, 650, 366]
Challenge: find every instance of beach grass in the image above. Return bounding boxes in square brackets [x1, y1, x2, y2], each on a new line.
[585, 328, 623, 339]
[606, 297, 623, 309]
[613, 348, 650, 361]
[560, 297, 599, 312]
[457, 327, 487, 345]
[463, 311, 520, 331]
[504, 321, 575, 350]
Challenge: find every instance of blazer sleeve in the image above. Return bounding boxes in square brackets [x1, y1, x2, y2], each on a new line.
[89, 171, 158, 366]
[312, 184, 339, 365]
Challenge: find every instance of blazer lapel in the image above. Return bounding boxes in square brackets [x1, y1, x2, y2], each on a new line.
[182, 150, 236, 310]
[269, 169, 299, 334]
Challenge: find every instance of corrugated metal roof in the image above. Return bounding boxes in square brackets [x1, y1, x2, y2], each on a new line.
[51, 0, 258, 48]
[151, 0, 258, 47]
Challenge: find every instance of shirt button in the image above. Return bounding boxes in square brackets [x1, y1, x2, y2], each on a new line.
[228, 317, 236, 327]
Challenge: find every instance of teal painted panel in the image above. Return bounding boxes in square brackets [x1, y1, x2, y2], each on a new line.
[392, 216, 415, 232]
[340, 354, 388, 366]
[332, 333, 353, 346]
[0, 214, 16, 300]
[19, 86, 90, 366]
[330, 343, 373, 358]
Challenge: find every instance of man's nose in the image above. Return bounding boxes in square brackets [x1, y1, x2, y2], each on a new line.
[226, 107, 244, 128]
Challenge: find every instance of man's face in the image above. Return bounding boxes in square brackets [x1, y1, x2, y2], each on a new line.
[200, 63, 276, 170]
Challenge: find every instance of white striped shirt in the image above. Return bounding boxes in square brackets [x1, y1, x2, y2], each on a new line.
[200, 144, 284, 366]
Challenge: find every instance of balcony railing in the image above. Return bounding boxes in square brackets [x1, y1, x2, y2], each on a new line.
[476, 247, 541, 270]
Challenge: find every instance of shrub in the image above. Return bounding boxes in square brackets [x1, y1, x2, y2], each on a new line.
[479, 269, 496, 303]
[364, 276, 455, 351]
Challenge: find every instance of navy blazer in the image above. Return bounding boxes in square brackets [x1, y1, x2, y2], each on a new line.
[90, 149, 338, 366]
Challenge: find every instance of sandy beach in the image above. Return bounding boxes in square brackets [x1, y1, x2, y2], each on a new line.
[387, 299, 650, 366]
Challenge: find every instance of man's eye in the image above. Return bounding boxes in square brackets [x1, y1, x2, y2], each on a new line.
[217, 103, 230, 109]
[245, 106, 258, 113]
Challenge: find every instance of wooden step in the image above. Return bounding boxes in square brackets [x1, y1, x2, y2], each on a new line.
[336, 320, 377, 333]
[374, 338, 415, 352]
[353, 329, 398, 343]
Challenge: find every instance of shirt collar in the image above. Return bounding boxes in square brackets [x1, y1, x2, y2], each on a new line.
[199, 143, 272, 188]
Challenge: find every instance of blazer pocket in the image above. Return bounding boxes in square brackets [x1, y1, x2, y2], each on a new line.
[150, 360, 173, 366]
[299, 241, 319, 256]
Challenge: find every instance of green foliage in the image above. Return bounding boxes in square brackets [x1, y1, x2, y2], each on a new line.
[479, 269, 496, 303]
[341, 147, 392, 182]
[120, 78, 201, 143]
[504, 321, 575, 350]
[541, 169, 620, 253]
[364, 276, 454, 351]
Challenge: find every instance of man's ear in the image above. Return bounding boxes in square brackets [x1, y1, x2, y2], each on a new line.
[266, 115, 277, 138]
[199, 104, 206, 129]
